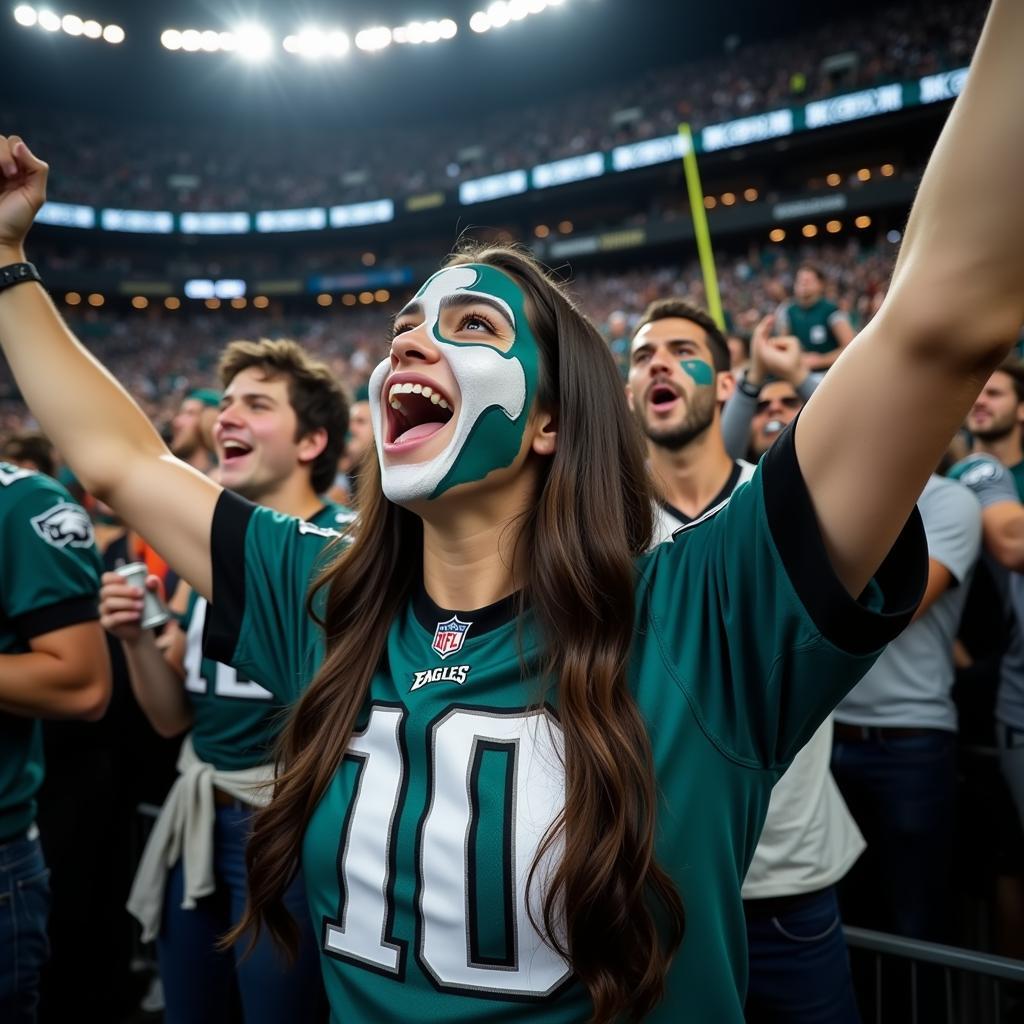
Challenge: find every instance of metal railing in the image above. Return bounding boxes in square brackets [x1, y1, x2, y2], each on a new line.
[845, 926, 1024, 1024]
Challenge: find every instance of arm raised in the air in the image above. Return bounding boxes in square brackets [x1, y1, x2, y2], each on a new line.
[796, 0, 1024, 598]
[0, 137, 219, 599]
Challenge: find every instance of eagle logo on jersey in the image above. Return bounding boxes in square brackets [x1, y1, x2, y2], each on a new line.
[432, 615, 472, 659]
[30, 502, 95, 549]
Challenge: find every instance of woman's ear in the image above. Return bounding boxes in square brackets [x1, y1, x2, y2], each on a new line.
[531, 410, 558, 457]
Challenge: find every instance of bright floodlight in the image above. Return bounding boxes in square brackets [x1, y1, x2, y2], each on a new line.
[180, 28, 201, 51]
[200, 29, 220, 51]
[61, 13, 82, 34]
[439, 18, 457, 38]
[295, 27, 326, 58]
[355, 26, 391, 51]
[13, 5, 36, 27]
[326, 30, 348, 56]
[423, 21, 442, 42]
[406, 21, 424, 43]
[392, 25, 408, 43]
[470, 11, 490, 32]
[509, 0, 530, 20]
[102, 24, 124, 44]
[81, 18, 100, 37]
[161, 28, 182, 49]
[218, 32, 236, 51]
[487, 2, 510, 28]
[527, 0, 546, 10]
[282, 33, 299, 53]
[234, 23, 272, 60]
[37, 9, 60, 31]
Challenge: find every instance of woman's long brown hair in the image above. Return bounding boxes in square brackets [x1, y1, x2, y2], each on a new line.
[229, 244, 685, 1021]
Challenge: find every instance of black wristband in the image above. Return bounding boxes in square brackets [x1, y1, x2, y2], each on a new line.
[737, 374, 762, 398]
[0, 262, 41, 294]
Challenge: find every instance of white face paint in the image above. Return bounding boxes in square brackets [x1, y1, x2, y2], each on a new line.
[369, 266, 530, 505]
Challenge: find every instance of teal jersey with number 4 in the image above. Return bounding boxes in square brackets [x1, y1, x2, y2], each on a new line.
[183, 502, 354, 771]
[206, 430, 925, 1022]
[0, 463, 102, 840]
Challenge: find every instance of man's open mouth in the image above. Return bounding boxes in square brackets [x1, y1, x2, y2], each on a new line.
[220, 439, 253, 462]
[648, 383, 679, 411]
[385, 375, 456, 447]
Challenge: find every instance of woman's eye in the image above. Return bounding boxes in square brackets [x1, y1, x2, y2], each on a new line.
[460, 313, 496, 333]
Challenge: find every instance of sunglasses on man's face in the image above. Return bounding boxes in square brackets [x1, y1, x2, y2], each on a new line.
[755, 396, 802, 415]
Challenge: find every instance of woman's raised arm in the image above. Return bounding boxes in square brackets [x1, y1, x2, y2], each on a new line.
[0, 136, 220, 599]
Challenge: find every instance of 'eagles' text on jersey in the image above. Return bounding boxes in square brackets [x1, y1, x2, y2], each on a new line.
[205, 429, 925, 1023]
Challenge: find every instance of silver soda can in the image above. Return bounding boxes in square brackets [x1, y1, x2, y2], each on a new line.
[113, 561, 171, 629]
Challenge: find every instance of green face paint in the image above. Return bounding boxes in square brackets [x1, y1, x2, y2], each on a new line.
[368, 264, 542, 504]
[680, 358, 714, 387]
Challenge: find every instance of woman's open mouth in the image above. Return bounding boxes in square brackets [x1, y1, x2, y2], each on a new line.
[383, 374, 456, 454]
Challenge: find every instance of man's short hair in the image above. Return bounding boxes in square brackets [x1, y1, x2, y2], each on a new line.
[632, 298, 731, 374]
[218, 339, 350, 494]
[996, 357, 1024, 404]
[796, 262, 826, 283]
[1, 431, 55, 478]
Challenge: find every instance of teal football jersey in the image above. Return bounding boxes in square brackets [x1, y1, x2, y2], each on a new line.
[186, 502, 354, 771]
[776, 298, 847, 355]
[206, 431, 925, 1022]
[0, 463, 102, 840]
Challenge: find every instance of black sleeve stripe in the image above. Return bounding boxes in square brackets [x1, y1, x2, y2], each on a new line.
[13, 596, 99, 641]
[205, 489, 257, 665]
[762, 417, 928, 656]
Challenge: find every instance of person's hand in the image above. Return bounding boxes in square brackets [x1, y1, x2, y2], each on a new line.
[0, 135, 48, 261]
[747, 314, 775, 386]
[99, 571, 164, 644]
[758, 334, 806, 385]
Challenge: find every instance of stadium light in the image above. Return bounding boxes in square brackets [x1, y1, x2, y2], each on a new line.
[233, 23, 272, 60]
[355, 26, 391, 52]
[282, 27, 349, 59]
[393, 18, 456, 44]
[180, 28, 200, 51]
[16, 6, 124, 42]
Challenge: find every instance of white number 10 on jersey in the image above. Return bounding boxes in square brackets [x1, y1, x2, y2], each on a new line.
[322, 704, 573, 999]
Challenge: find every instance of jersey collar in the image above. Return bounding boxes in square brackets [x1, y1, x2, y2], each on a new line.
[412, 581, 519, 638]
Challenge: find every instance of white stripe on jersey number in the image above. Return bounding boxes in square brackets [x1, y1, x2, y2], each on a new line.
[184, 597, 274, 701]
[322, 703, 572, 998]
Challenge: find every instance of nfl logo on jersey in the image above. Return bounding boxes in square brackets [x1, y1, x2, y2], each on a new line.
[432, 616, 472, 660]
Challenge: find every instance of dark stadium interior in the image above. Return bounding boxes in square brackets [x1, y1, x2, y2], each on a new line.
[2, 1, 1024, 1021]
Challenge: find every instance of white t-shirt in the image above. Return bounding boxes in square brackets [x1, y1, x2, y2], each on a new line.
[741, 719, 865, 898]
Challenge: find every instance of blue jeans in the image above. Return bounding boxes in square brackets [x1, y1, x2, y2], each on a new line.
[0, 832, 50, 1024]
[831, 729, 955, 940]
[745, 886, 860, 1023]
[157, 804, 326, 1024]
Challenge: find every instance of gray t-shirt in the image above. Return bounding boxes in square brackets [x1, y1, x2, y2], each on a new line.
[949, 455, 1024, 729]
[836, 475, 981, 732]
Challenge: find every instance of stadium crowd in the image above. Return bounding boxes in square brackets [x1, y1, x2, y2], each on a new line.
[0, 237, 898, 434]
[0, 0, 984, 210]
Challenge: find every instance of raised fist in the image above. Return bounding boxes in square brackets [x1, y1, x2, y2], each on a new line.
[0, 135, 48, 256]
